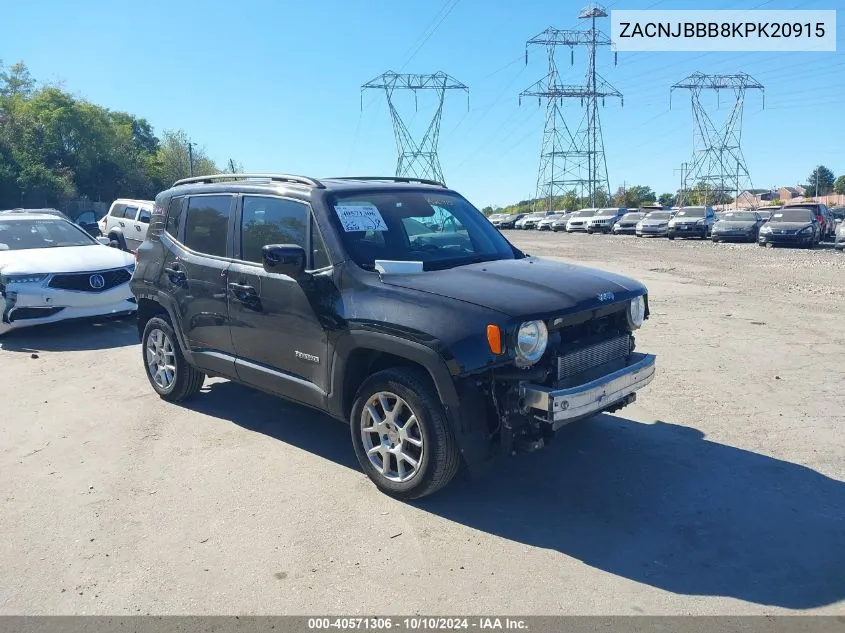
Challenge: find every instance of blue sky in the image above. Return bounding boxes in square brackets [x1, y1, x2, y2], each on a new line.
[2, 0, 842, 208]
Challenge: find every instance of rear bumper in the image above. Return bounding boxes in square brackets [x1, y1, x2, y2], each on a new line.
[521, 352, 656, 429]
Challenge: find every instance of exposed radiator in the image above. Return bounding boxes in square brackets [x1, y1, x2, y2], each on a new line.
[557, 335, 631, 381]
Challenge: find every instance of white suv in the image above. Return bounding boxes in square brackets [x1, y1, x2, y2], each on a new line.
[99, 199, 155, 251]
[586, 207, 627, 234]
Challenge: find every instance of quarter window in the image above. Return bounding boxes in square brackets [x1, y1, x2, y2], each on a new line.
[240, 196, 308, 264]
[165, 197, 184, 237]
[123, 206, 139, 220]
[311, 215, 330, 269]
[110, 203, 126, 217]
[184, 195, 232, 257]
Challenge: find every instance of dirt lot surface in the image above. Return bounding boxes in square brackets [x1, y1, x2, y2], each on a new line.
[1, 232, 843, 615]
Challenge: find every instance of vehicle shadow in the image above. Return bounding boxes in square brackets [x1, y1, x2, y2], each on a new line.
[0, 315, 138, 353]
[417, 415, 845, 610]
[189, 379, 359, 470]
[182, 381, 845, 610]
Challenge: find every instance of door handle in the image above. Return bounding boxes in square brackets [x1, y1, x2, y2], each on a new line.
[164, 266, 187, 286]
[228, 282, 256, 295]
[135, 225, 142, 231]
[119, 221, 125, 227]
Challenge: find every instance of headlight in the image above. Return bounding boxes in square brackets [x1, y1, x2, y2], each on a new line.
[0, 273, 48, 285]
[515, 320, 548, 366]
[799, 226, 812, 234]
[760, 225, 772, 233]
[628, 296, 646, 329]
[659, 223, 667, 228]
[636, 222, 643, 229]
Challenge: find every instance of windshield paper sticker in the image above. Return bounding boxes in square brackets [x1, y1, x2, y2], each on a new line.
[334, 204, 388, 232]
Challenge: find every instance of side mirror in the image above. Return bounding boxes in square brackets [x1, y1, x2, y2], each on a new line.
[262, 244, 307, 278]
[96, 236, 112, 246]
[836, 218, 843, 225]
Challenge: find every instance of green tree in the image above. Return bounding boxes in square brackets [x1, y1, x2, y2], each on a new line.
[0, 61, 223, 208]
[833, 175, 845, 195]
[806, 165, 835, 196]
[0, 60, 35, 98]
[658, 192, 676, 207]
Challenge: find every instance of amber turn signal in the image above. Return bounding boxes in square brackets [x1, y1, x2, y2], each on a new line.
[486, 324, 503, 355]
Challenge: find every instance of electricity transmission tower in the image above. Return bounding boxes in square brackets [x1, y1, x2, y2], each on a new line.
[671, 72, 764, 207]
[520, 4, 622, 211]
[362, 71, 468, 184]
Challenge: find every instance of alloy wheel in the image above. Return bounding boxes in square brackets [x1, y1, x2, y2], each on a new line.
[146, 328, 177, 391]
[360, 391, 424, 483]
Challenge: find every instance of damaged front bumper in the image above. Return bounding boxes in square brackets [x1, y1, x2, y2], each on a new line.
[520, 352, 656, 429]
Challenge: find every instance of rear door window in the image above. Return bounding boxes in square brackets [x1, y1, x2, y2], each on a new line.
[138, 208, 152, 224]
[184, 195, 233, 257]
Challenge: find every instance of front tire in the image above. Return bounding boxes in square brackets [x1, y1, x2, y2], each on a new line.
[350, 368, 460, 500]
[141, 316, 205, 402]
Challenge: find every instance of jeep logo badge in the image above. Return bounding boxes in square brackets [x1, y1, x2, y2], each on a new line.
[89, 274, 105, 290]
[597, 291, 614, 302]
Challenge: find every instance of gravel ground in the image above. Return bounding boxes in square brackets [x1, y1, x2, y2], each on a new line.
[0, 231, 843, 616]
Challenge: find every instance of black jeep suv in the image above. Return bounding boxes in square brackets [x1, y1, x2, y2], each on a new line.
[130, 174, 656, 499]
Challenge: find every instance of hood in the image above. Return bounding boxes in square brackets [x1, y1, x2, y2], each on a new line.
[670, 217, 704, 224]
[641, 219, 668, 226]
[379, 257, 645, 319]
[0, 244, 134, 275]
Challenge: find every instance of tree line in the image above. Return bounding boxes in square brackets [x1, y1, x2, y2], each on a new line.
[0, 61, 229, 210]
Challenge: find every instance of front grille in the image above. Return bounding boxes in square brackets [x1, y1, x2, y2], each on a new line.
[557, 334, 631, 381]
[48, 268, 131, 293]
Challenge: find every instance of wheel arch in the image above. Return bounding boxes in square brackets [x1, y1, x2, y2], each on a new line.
[328, 330, 460, 422]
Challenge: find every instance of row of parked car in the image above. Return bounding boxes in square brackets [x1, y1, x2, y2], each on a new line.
[490, 202, 845, 249]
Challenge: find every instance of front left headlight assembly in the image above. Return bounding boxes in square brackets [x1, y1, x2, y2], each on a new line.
[628, 295, 646, 329]
[515, 320, 548, 366]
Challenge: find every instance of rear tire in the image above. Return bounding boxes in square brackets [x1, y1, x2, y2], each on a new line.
[350, 367, 460, 500]
[141, 316, 205, 402]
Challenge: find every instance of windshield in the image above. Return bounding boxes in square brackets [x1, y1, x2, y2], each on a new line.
[645, 212, 671, 221]
[596, 208, 619, 216]
[330, 191, 519, 271]
[622, 213, 644, 221]
[720, 212, 757, 222]
[526, 213, 546, 219]
[771, 209, 813, 223]
[0, 218, 96, 250]
[675, 207, 706, 217]
[571, 209, 597, 218]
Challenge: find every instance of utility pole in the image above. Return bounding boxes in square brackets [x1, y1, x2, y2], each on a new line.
[815, 168, 819, 198]
[187, 141, 196, 177]
[228, 158, 237, 174]
[520, 4, 622, 211]
[675, 162, 688, 207]
[362, 71, 468, 184]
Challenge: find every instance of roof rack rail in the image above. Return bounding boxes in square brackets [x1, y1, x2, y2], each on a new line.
[328, 176, 446, 188]
[172, 173, 325, 188]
